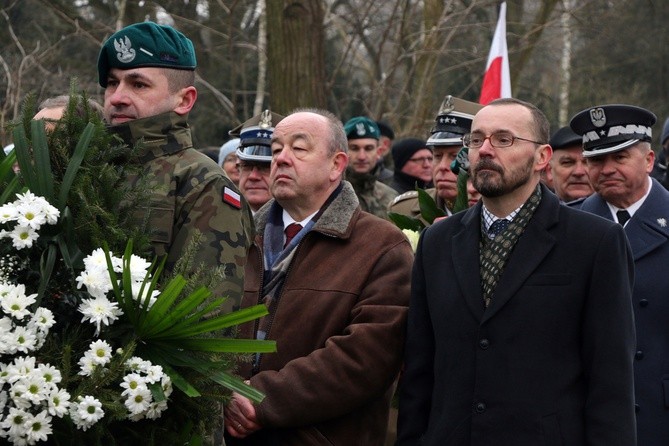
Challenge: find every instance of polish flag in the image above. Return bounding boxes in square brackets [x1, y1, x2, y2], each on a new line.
[479, 2, 512, 105]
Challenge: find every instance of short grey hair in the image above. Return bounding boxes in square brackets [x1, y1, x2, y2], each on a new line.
[288, 107, 347, 157]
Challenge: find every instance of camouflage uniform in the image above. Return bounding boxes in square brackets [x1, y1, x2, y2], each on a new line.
[111, 111, 252, 311]
[387, 188, 452, 226]
[346, 168, 398, 220]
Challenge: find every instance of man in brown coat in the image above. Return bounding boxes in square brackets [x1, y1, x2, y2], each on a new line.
[224, 108, 413, 445]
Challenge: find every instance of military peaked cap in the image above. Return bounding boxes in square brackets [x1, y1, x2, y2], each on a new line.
[569, 104, 656, 157]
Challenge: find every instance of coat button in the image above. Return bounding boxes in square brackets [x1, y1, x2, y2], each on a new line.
[639, 299, 649, 307]
[479, 339, 490, 349]
[635, 350, 644, 360]
[635, 404, 640, 413]
[475, 402, 486, 413]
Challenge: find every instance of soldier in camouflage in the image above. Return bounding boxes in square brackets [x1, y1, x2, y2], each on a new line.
[97, 21, 252, 311]
[343, 116, 398, 220]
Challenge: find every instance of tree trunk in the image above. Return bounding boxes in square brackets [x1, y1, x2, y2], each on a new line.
[266, 0, 327, 113]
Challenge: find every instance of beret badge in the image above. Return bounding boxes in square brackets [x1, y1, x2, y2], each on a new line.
[114, 36, 136, 63]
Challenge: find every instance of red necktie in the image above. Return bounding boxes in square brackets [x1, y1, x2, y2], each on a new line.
[284, 223, 303, 248]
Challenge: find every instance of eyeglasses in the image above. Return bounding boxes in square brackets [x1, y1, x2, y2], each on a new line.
[406, 156, 434, 164]
[237, 162, 270, 174]
[463, 131, 544, 149]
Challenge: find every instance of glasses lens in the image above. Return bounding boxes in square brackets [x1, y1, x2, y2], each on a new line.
[491, 132, 514, 147]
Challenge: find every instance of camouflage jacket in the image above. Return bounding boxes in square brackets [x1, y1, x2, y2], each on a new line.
[345, 168, 398, 220]
[387, 188, 452, 226]
[110, 111, 252, 311]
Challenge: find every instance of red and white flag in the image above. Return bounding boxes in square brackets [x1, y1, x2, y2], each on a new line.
[479, 2, 511, 105]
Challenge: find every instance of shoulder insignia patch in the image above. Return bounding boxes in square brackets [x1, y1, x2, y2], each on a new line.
[391, 191, 418, 206]
[223, 187, 241, 209]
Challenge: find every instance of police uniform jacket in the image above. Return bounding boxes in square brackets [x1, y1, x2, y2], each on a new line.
[575, 177, 669, 446]
[397, 185, 636, 446]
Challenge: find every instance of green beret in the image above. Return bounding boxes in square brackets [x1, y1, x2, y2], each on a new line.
[344, 116, 380, 140]
[98, 21, 196, 87]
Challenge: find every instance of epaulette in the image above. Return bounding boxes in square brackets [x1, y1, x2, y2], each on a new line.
[390, 190, 418, 206]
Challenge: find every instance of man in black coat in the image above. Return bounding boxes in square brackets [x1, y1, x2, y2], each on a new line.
[397, 98, 637, 446]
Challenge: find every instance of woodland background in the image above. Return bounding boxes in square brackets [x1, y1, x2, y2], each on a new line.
[2, 0, 669, 152]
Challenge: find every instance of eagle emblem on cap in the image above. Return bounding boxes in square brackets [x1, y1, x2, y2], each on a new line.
[589, 108, 606, 128]
[114, 36, 136, 63]
[259, 109, 272, 129]
[355, 123, 366, 136]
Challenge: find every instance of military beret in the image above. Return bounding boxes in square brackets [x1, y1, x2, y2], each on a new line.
[427, 95, 483, 147]
[549, 126, 582, 150]
[98, 21, 197, 87]
[344, 116, 380, 140]
[230, 110, 284, 163]
[569, 104, 656, 157]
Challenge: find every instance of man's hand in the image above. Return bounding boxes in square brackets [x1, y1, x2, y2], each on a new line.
[224, 390, 262, 438]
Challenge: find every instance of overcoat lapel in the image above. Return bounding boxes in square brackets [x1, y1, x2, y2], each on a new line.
[623, 181, 669, 260]
[452, 204, 486, 321]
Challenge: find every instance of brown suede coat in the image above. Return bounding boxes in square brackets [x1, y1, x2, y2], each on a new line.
[234, 182, 412, 445]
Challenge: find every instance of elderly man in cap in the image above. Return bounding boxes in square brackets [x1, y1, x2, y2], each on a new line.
[389, 96, 482, 221]
[570, 103, 669, 446]
[343, 116, 398, 219]
[398, 98, 636, 446]
[544, 125, 593, 202]
[230, 110, 284, 215]
[98, 22, 252, 311]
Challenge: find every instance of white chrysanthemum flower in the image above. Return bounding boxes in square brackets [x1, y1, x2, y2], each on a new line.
[15, 203, 48, 230]
[41, 204, 60, 225]
[1, 407, 29, 438]
[0, 203, 18, 223]
[125, 357, 151, 373]
[83, 248, 122, 273]
[1, 289, 37, 321]
[124, 387, 152, 415]
[76, 395, 104, 424]
[12, 326, 37, 354]
[88, 340, 112, 366]
[144, 364, 164, 384]
[0, 390, 7, 413]
[37, 364, 61, 386]
[6, 357, 36, 383]
[128, 255, 151, 281]
[401, 228, 420, 253]
[78, 296, 123, 336]
[8, 225, 39, 249]
[23, 410, 52, 444]
[75, 269, 114, 300]
[161, 374, 173, 398]
[77, 353, 97, 377]
[120, 373, 147, 397]
[46, 388, 70, 417]
[18, 373, 48, 404]
[29, 307, 55, 332]
[14, 191, 38, 205]
[144, 400, 168, 420]
[130, 282, 159, 308]
[8, 385, 31, 410]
